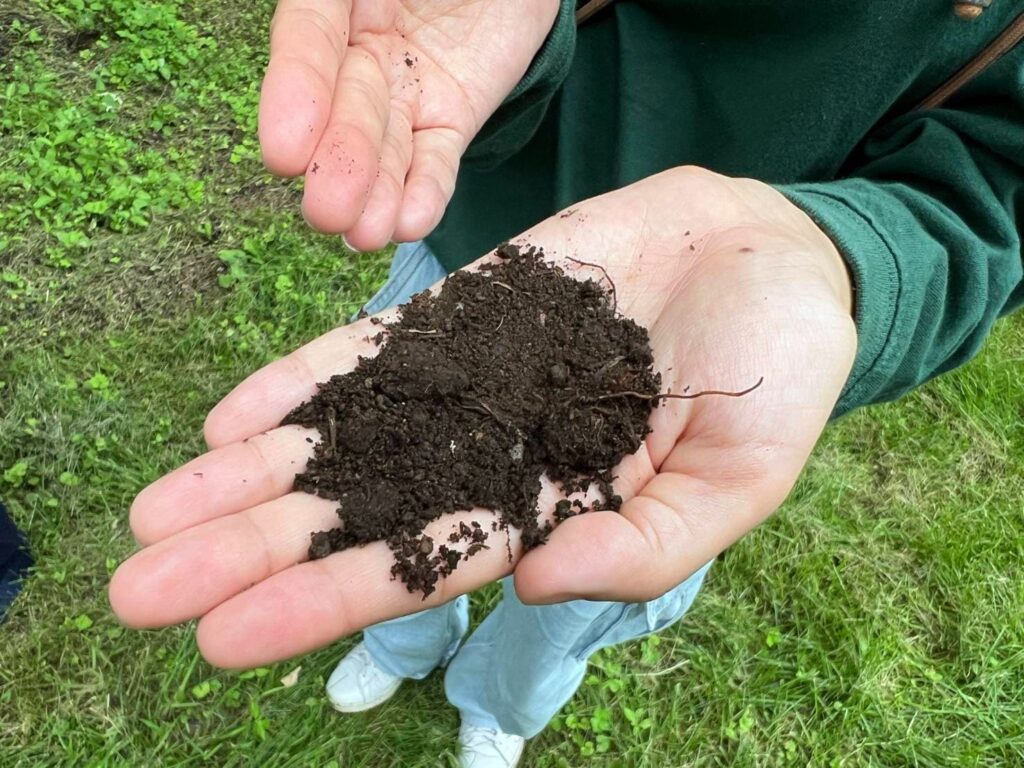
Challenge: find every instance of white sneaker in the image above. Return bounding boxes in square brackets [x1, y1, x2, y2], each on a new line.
[325, 642, 403, 712]
[457, 723, 526, 768]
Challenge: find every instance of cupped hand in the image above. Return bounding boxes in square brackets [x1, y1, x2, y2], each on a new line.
[259, 0, 559, 249]
[109, 167, 856, 668]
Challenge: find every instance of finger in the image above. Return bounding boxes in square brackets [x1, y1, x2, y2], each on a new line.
[129, 425, 317, 546]
[112, 492, 338, 628]
[195, 508, 520, 668]
[393, 127, 464, 242]
[204, 316, 397, 449]
[342, 105, 414, 251]
[513, 471, 748, 605]
[514, 422, 810, 604]
[188, 474, 605, 668]
[302, 47, 390, 233]
[259, 0, 351, 176]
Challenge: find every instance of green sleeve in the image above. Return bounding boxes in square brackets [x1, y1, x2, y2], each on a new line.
[779, 50, 1024, 419]
[462, 0, 577, 169]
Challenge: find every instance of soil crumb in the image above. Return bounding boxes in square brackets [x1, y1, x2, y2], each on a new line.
[283, 243, 660, 596]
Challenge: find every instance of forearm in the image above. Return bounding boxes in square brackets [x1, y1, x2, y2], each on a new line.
[777, 62, 1024, 417]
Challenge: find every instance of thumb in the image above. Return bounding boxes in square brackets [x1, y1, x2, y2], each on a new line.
[513, 443, 799, 604]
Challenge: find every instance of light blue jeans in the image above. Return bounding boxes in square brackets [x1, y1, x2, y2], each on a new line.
[359, 241, 712, 739]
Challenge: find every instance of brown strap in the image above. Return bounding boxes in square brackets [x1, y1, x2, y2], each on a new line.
[576, 0, 616, 24]
[917, 9, 1024, 110]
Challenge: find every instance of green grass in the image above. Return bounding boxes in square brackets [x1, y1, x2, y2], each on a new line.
[1, 2, 1023, 766]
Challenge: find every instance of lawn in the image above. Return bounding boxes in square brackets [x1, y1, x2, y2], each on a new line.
[1, 2, 1023, 766]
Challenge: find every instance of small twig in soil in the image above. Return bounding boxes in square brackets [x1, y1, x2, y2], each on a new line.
[585, 376, 765, 404]
[594, 355, 625, 377]
[403, 328, 441, 335]
[491, 281, 516, 293]
[501, 516, 515, 563]
[566, 256, 617, 312]
[457, 397, 507, 427]
[327, 407, 337, 453]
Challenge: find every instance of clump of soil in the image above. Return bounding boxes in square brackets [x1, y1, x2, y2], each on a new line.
[283, 243, 660, 596]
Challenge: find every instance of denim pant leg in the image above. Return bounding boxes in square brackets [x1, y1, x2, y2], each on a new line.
[364, 595, 471, 679]
[445, 562, 713, 738]
[361, 239, 448, 316]
[358, 239, 467, 678]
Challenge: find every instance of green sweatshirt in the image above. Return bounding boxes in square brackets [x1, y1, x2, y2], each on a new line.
[426, 0, 1024, 417]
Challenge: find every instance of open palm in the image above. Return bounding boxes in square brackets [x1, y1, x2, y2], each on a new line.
[110, 168, 855, 668]
[259, 0, 559, 249]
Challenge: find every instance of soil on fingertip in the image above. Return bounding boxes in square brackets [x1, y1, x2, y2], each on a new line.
[282, 243, 661, 596]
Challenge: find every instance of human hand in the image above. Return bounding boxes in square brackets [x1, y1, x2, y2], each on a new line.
[109, 167, 855, 667]
[258, 0, 559, 249]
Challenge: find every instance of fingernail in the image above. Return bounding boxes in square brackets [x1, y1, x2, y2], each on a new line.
[341, 235, 362, 254]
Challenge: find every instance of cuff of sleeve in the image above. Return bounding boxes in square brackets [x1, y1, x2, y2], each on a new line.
[463, 0, 577, 167]
[776, 183, 902, 419]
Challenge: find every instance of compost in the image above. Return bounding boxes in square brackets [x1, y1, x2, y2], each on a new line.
[283, 243, 660, 596]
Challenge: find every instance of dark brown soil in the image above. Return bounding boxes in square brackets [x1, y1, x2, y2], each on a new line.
[65, 29, 101, 52]
[283, 244, 660, 596]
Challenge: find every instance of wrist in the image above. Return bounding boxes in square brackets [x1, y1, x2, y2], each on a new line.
[756, 182, 855, 317]
[527, 0, 571, 57]
[802, 218, 855, 318]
